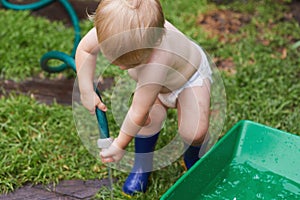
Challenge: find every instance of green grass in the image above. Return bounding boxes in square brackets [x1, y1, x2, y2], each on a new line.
[161, 0, 300, 134]
[0, 94, 96, 191]
[0, 10, 93, 81]
[1, 0, 300, 199]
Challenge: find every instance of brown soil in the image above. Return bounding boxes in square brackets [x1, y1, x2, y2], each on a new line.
[198, 9, 251, 37]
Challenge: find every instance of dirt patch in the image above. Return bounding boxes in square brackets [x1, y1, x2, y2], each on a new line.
[197, 1, 300, 40]
[213, 57, 236, 75]
[198, 9, 251, 39]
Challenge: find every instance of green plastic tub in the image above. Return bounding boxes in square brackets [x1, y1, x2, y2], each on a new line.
[161, 120, 300, 199]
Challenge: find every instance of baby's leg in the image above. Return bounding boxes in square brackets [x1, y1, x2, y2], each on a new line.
[138, 98, 167, 136]
[177, 79, 210, 169]
[177, 79, 211, 146]
[123, 99, 167, 195]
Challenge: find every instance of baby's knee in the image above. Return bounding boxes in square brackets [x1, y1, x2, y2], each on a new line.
[179, 122, 209, 146]
[139, 104, 167, 135]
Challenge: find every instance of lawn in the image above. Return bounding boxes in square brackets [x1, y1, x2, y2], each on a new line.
[0, 0, 300, 199]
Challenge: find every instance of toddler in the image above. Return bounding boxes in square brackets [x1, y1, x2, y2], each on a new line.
[75, 0, 211, 195]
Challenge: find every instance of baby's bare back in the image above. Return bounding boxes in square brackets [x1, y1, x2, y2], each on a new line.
[129, 22, 202, 93]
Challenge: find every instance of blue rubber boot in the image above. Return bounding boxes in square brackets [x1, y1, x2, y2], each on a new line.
[122, 133, 159, 195]
[183, 144, 201, 170]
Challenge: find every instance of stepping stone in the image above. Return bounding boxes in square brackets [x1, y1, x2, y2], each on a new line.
[0, 179, 115, 200]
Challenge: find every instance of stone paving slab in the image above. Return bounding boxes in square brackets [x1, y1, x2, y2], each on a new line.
[0, 179, 114, 200]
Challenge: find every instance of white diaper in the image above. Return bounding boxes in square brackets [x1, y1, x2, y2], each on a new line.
[158, 45, 212, 108]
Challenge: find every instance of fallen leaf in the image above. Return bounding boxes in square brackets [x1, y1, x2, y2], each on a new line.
[281, 48, 287, 59]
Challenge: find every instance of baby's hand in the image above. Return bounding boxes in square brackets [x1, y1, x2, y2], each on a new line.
[81, 91, 107, 114]
[99, 138, 126, 163]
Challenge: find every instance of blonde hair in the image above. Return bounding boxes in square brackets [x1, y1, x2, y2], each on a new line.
[94, 0, 165, 67]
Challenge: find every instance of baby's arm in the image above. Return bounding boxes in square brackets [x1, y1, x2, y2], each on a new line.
[100, 82, 162, 162]
[120, 64, 167, 142]
[100, 65, 167, 163]
[75, 28, 107, 114]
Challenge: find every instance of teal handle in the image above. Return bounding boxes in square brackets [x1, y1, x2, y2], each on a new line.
[95, 89, 110, 139]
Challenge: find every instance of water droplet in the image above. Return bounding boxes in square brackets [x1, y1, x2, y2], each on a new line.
[253, 174, 260, 180]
